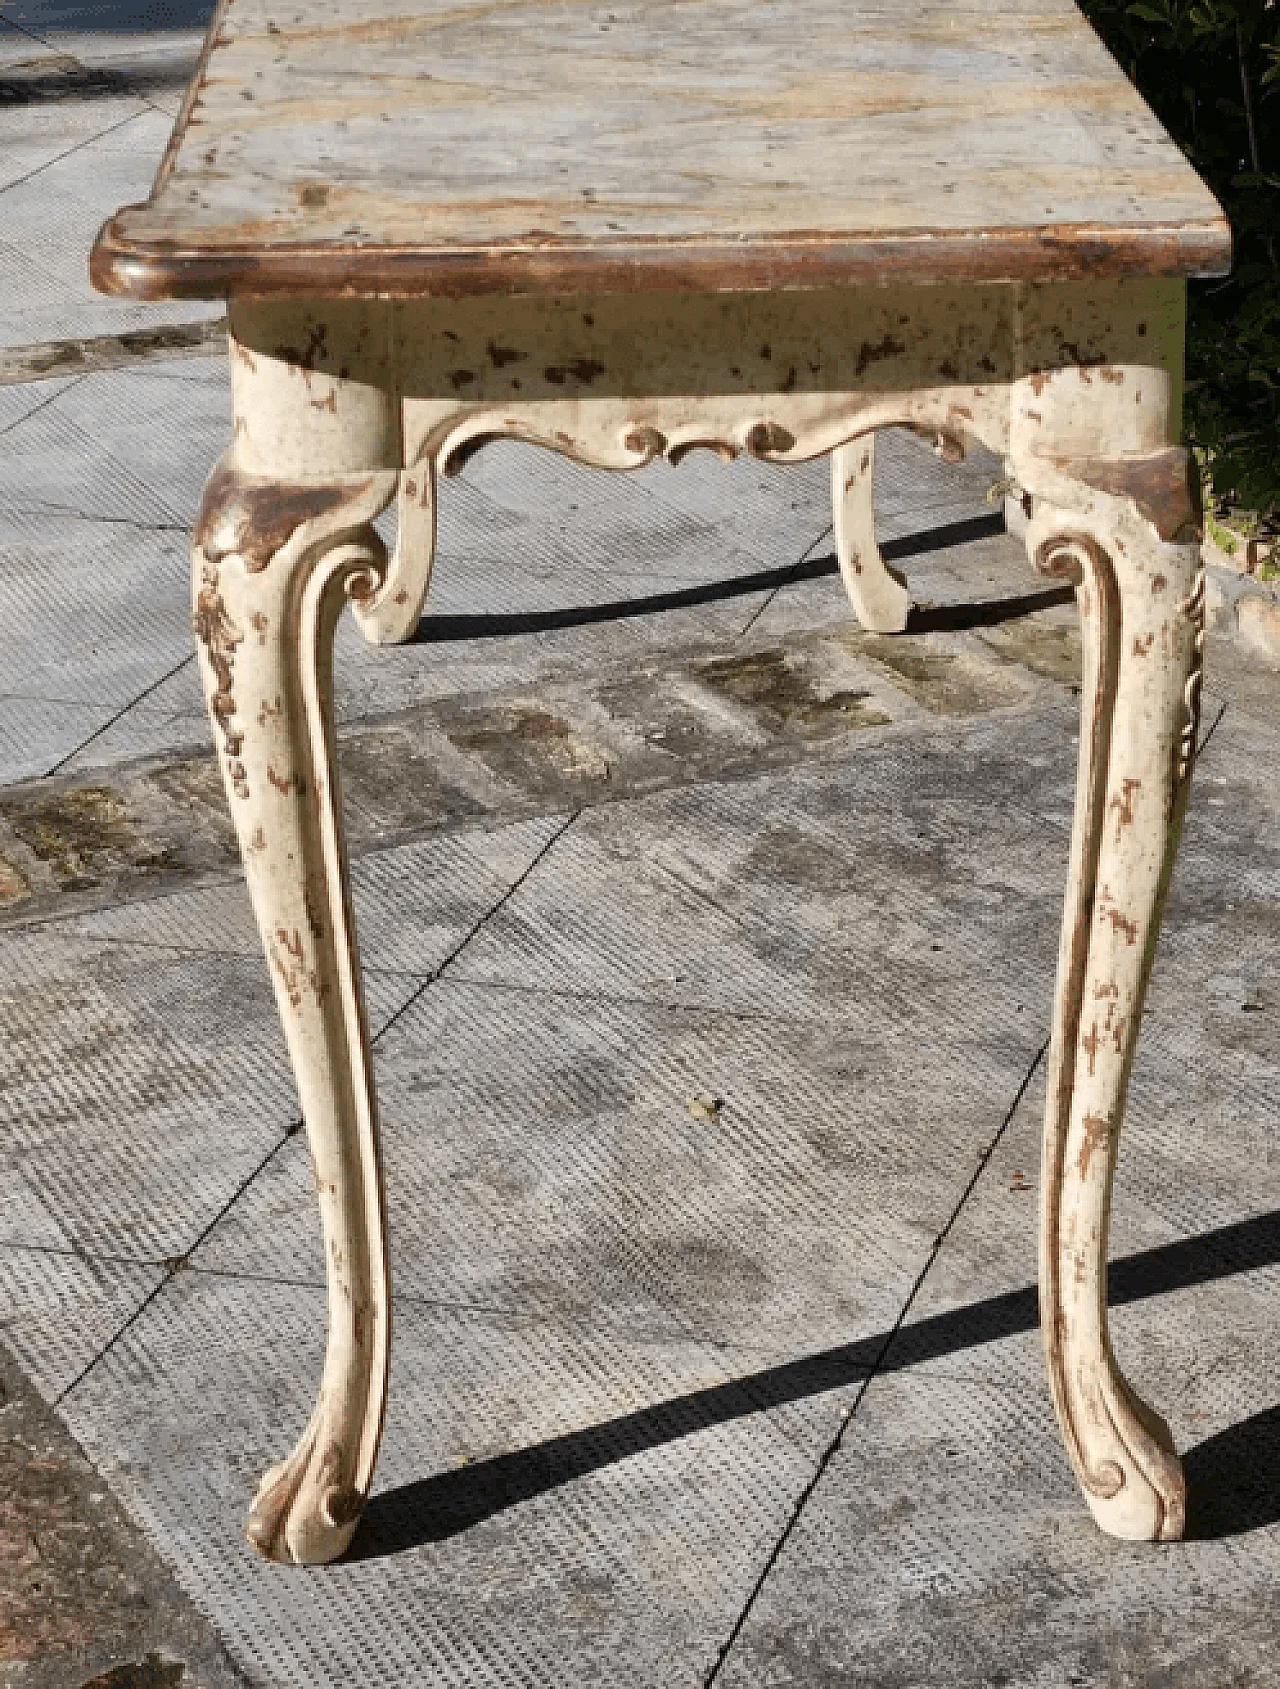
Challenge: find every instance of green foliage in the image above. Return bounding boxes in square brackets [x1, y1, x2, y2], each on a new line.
[1080, 0, 1280, 516]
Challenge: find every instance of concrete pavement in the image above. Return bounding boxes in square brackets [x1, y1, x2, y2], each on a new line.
[1, 6, 1279, 1685]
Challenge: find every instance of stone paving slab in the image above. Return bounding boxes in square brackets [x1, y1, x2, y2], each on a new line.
[0, 930, 426, 1264]
[0, 603, 1078, 948]
[65, 813, 569, 970]
[184, 970, 1037, 1340]
[717, 1323, 1280, 1689]
[2, 697, 1071, 1685]
[0, 80, 151, 193]
[0, 508, 190, 711]
[0, 694, 119, 785]
[0, 0, 220, 354]
[34, 360, 232, 520]
[701, 687, 1280, 1687]
[60, 1272, 859, 1689]
[717, 1089, 1280, 1688]
[0, 815, 584, 1279]
[0, 1249, 164, 1403]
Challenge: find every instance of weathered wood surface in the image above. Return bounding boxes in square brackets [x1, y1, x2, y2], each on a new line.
[92, 0, 1230, 298]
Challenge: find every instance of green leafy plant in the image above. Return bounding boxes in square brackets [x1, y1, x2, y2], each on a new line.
[1081, 0, 1279, 518]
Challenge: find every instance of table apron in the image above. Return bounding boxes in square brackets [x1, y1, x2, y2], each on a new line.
[225, 278, 1184, 480]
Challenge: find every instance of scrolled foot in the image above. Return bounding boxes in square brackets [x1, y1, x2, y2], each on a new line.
[246, 1417, 367, 1565]
[1077, 1374, 1185, 1541]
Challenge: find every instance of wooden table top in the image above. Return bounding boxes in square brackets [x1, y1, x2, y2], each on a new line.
[91, 0, 1231, 301]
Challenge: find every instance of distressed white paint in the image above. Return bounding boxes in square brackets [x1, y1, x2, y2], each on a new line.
[193, 457, 399, 1564]
[1023, 474, 1201, 1541]
[176, 275, 1208, 1562]
[833, 436, 914, 633]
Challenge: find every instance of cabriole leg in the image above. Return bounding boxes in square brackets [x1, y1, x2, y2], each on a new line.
[1025, 457, 1203, 1541]
[192, 454, 399, 1564]
[831, 434, 912, 632]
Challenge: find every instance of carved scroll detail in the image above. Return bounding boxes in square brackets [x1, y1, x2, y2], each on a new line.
[435, 414, 808, 479]
[1176, 565, 1207, 784]
[349, 466, 438, 647]
[192, 562, 249, 795]
[621, 420, 798, 466]
[192, 463, 395, 790]
[1034, 530, 1107, 589]
[409, 384, 1014, 491]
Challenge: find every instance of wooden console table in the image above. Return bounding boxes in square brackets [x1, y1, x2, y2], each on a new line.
[92, 0, 1229, 1565]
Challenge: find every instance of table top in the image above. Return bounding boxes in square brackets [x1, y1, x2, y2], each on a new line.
[91, 0, 1231, 301]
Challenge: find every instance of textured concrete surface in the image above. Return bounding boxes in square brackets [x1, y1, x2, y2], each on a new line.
[2, 15, 1279, 1685]
[0, 0, 221, 352]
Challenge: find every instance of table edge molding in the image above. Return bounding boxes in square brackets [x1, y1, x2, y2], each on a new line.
[89, 214, 1233, 303]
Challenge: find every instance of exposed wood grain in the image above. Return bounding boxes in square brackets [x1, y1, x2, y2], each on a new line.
[91, 0, 1230, 298]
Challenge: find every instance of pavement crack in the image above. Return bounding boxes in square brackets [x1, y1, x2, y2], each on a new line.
[51, 812, 581, 1405]
[0, 373, 87, 441]
[0, 1237, 171, 1271]
[52, 1132, 293, 1408]
[367, 808, 582, 1038]
[47, 962, 427, 1406]
[7, 500, 188, 534]
[738, 524, 833, 637]
[701, 1034, 1049, 1687]
[1196, 696, 1229, 761]
[0, 103, 154, 196]
[43, 652, 196, 777]
[183, 1262, 526, 1321]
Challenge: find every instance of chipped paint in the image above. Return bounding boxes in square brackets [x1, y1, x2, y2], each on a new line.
[1077, 1113, 1112, 1179]
[195, 461, 375, 573]
[192, 564, 247, 796]
[1109, 775, 1141, 836]
[1058, 447, 1201, 543]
